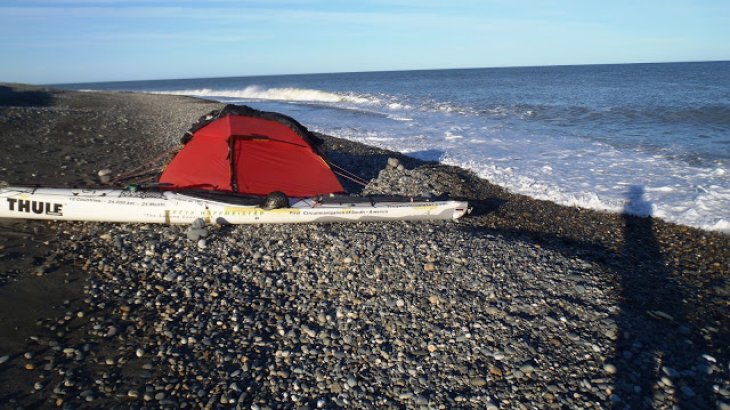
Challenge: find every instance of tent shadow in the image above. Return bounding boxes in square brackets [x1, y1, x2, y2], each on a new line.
[0, 86, 54, 107]
[321, 139, 495, 212]
[324, 148, 437, 194]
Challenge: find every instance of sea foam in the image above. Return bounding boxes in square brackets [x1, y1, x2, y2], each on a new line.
[202, 90, 730, 232]
[71, 64, 729, 233]
[152, 86, 373, 105]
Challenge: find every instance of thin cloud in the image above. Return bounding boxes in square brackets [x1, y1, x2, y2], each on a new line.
[0, 4, 498, 29]
[7, 31, 263, 49]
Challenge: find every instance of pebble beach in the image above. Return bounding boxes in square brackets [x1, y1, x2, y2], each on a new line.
[0, 84, 728, 409]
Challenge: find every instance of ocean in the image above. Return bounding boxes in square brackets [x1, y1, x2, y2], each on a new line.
[58, 61, 730, 232]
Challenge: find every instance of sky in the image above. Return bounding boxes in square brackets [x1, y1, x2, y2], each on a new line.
[1, 0, 728, 84]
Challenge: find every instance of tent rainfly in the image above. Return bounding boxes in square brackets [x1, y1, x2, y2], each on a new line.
[159, 105, 345, 197]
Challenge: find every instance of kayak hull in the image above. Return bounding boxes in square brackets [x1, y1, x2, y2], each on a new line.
[0, 186, 469, 224]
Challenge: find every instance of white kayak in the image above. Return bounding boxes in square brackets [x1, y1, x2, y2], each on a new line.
[0, 186, 469, 224]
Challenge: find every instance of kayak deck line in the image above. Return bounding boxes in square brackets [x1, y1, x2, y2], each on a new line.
[0, 186, 469, 225]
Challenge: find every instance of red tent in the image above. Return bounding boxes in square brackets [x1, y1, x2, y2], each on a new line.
[159, 105, 344, 197]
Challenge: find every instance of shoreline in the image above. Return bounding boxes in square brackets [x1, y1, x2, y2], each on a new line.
[8, 83, 730, 234]
[65, 69, 730, 234]
[1, 84, 728, 408]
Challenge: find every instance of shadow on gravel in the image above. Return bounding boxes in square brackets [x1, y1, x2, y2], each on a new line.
[612, 186, 714, 408]
[323, 138, 723, 406]
[457, 186, 723, 408]
[0, 86, 54, 107]
[325, 149, 438, 194]
[465, 198, 507, 218]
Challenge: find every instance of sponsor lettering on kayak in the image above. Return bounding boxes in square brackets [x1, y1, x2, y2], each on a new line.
[6, 198, 63, 216]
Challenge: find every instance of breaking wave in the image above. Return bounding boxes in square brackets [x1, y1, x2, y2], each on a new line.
[67, 63, 729, 233]
[152, 86, 374, 105]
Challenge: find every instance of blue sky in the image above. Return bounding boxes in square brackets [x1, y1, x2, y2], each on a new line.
[1, 0, 728, 84]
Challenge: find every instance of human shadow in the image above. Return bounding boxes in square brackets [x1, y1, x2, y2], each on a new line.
[453, 185, 723, 407]
[321, 136, 724, 406]
[609, 185, 714, 408]
[0, 85, 54, 107]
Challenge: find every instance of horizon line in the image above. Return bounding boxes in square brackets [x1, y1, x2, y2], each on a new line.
[49, 59, 730, 86]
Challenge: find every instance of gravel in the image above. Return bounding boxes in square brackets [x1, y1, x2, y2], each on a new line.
[1, 84, 728, 409]
[25, 219, 623, 408]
